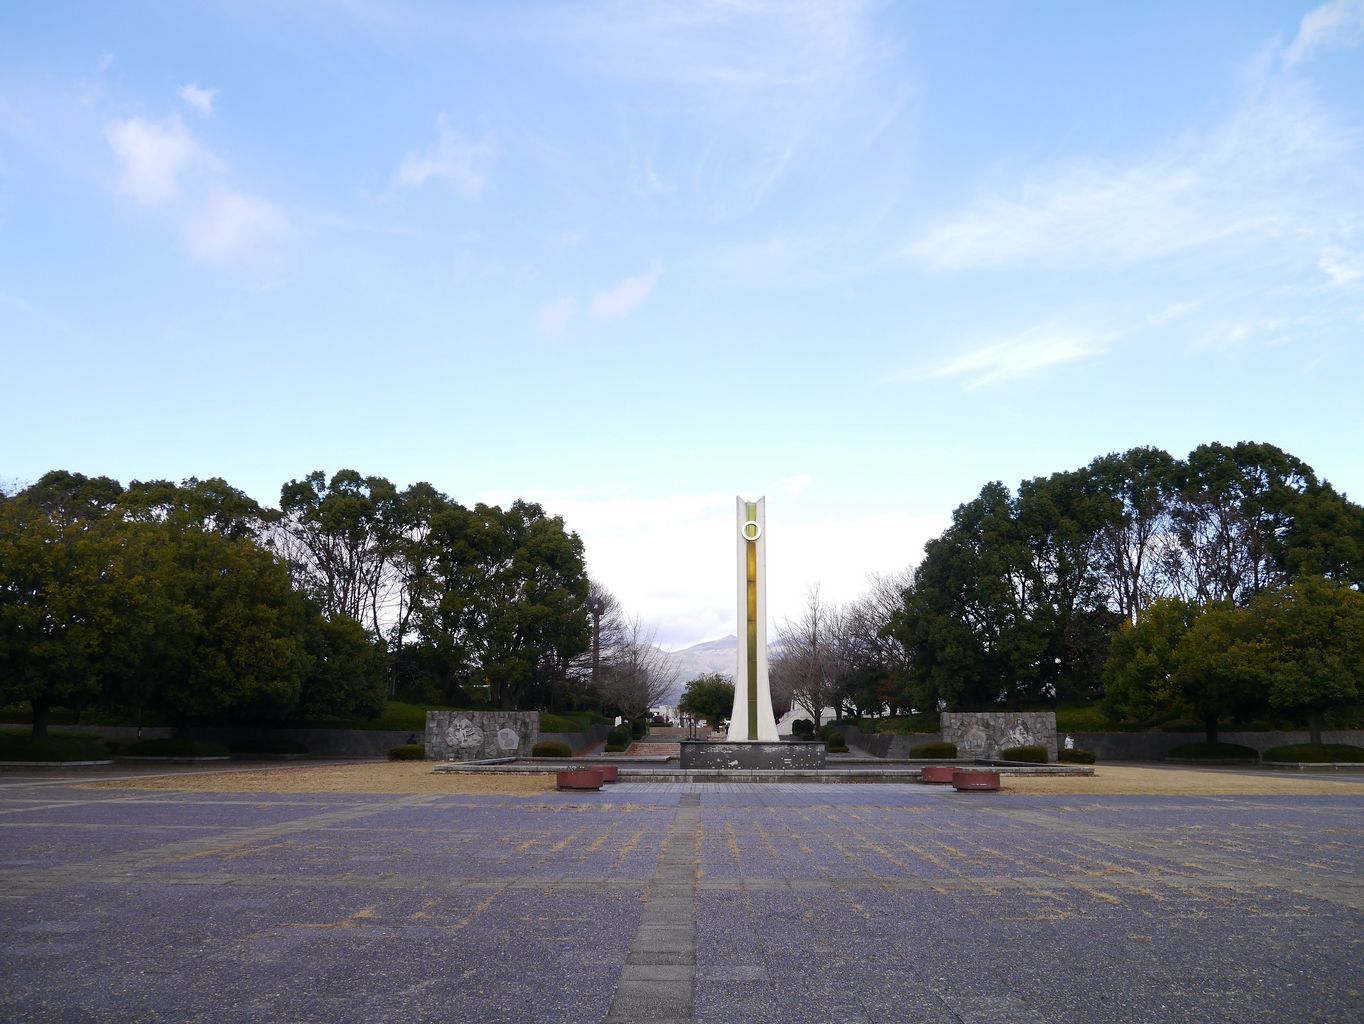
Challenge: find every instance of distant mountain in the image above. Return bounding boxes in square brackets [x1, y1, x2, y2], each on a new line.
[655, 634, 786, 704]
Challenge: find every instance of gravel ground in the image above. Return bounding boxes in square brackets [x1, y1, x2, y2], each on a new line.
[3, 772, 1361, 1023]
[81, 760, 554, 795]
[72, 760, 1364, 797]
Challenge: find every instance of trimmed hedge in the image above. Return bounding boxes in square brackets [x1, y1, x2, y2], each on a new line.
[0, 731, 110, 762]
[604, 743, 627, 753]
[531, 740, 572, 758]
[1000, 744, 1049, 763]
[1166, 741, 1258, 760]
[826, 739, 849, 753]
[909, 741, 957, 759]
[606, 726, 631, 748]
[1262, 743, 1364, 763]
[790, 719, 815, 738]
[388, 743, 425, 760]
[1057, 748, 1096, 764]
[121, 738, 230, 758]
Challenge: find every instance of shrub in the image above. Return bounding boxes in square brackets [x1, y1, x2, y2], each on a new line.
[531, 740, 572, 757]
[0, 731, 110, 762]
[826, 739, 849, 753]
[1057, 748, 1097, 764]
[630, 718, 647, 739]
[539, 713, 591, 733]
[604, 743, 626, 753]
[1055, 706, 1125, 732]
[1262, 743, 1364, 764]
[854, 715, 940, 735]
[606, 726, 631, 748]
[909, 741, 957, 759]
[1165, 741, 1259, 760]
[121, 738, 230, 758]
[1000, 744, 1048, 763]
[791, 719, 815, 738]
[819, 722, 844, 742]
[388, 743, 425, 760]
[229, 738, 308, 756]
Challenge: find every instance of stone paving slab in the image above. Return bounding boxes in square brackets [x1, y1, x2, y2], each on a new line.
[0, 780, 1360, 1023]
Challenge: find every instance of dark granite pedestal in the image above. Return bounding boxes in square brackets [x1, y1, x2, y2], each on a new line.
[679, 740, 827, 770]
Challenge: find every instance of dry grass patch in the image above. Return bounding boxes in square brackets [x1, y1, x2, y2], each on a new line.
[1003, 765, 1364, 796]
[83, 761, 554, 796]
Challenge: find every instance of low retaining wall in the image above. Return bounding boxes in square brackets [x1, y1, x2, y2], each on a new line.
[1071, 729, 1364, 761]
[185, 727, 413, 757]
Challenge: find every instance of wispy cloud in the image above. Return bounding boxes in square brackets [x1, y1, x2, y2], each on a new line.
[924, 325, 1112, 390]
[536, 295, 576, 337]
[103, 109, 290, 273]
[184, 189, 292, 269]
[528, 1, 902, 210]
[590, 261, 662, 320]
[104, 115, 210, 205]
[1318, 246, 1364, 286]
[395, 115, 497, 199]
[906, 78, 1355, 271]
[1283, 0, 1364, 67]
[179, 83, 218, 118]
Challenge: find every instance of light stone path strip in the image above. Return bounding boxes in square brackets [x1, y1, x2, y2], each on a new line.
[606, 792, 700, 1024]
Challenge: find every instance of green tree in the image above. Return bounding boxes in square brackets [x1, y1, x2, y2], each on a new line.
[678, 673, 734, 728]
[129, 528, 316, 727]
[1102, 597, 1201, 728]
[417, 500, 590, 709]
[298, 613, 387, 721]
[1169, 602, 1267, 743]
[278, 469, 401, 635]
[1246, 577, 1364, 744]
[0, 497, 129, 736]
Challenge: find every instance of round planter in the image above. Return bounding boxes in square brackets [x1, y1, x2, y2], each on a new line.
[952, 769, 1001, 792]
[556, 769, 603, 791]
[920, 765, 957, 784]
[595, 765, 619, 783]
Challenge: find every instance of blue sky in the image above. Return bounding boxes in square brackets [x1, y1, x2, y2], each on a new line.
[3, 1, 1362, 648]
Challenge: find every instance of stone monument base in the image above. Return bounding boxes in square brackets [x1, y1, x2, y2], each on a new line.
[680, 740, 827, 770]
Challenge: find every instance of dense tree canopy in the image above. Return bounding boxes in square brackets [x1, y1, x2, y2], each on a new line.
[891, 441, 1364, 722]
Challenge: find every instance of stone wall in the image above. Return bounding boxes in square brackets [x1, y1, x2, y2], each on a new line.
[941, 712, 1057, 759]
[425, 711, 539, 761]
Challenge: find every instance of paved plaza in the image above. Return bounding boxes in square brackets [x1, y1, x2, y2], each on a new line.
[1, 773, 1361, 1023]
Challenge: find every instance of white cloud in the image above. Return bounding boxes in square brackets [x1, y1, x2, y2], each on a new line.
[103, 115, 208, 205]
[590, 262, 662, 320]
[395, 115, 497, 199]
[925, 325, 1112, 390]
[179, 83, 218, 118]
[1283, 0, 1364, 67]
[781, 474, 814, 498]
[474, 486, 940, 650]
[184, 189, 292, 268]
[536, 296, 576, 337]
[907, 79, 1353, 271]
[1319, 247, 1364, 286]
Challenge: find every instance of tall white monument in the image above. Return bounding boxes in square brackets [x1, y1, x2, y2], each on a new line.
[727, 497, 779, 742]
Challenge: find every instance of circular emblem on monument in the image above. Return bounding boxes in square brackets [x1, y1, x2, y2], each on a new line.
[444, 717, 484, 750]
[496, 728, 520, 752]
[741, 520, 761, 541]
